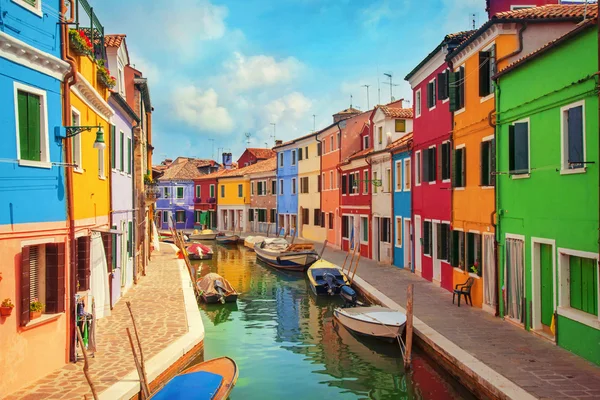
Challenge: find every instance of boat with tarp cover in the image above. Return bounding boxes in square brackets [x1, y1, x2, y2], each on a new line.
[197, 273, 239, 304]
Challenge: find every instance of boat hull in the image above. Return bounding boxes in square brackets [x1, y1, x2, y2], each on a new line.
[307, 261, 350, 297]
[189, 253, 213, 260]
[254, 246, 318, 272]
[216, 235, 240, 244]
[190, 234, 217, 240]
[333, 308, 405, 341]
[202, 293, 238, 304]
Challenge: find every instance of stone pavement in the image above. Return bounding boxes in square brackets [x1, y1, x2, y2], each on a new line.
[6, 244, 189, 400]
[319, 244, 600, 400]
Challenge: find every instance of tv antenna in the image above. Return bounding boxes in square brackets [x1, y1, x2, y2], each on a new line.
[270, 123, 276, 144]
[312, 114, 317, 132]
[471, 13, 476, 29]
[244, 132, 251, 145]
[383, 73, 399, 103]
[264, 142, 268, 148]
[362, 84, 370, 110]
[208, 139, 215, 160]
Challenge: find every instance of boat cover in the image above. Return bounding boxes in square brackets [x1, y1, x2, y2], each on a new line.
[198, 273, 237, 296]
[152, 371, 222, 400]
[245, 236, 266, 244]
[338, 307, 407, 326]
[187, 243, 212, 256]
[201, 229, 215, 234]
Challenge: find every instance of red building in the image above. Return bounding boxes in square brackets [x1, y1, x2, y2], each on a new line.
[237, 148, 276, 167]
[486, 0, 558, 18]
[404, 32, 471, 292]
[193, 169, 228, 229]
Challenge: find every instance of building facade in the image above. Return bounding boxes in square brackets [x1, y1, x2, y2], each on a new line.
[297, 134, 326, 242]
[237, 147, 275, 167]
[494, 21, 599, 365]
[391, 135, 413, 269]
[193, 170, 224, 230]
[217, 169, 250, 232]
[274, 142, 299, 236]
[247, 158, 277, 234]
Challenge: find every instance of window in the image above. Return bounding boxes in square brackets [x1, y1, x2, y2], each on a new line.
[373, 171, 378, 194]
[210, 184, 215, 198]
[385, 168, 391, 193]
[271, 180, 276, 195]
[342, 174, 347, 195]
[258, 209, 267, 223]
[302, 208, 309, 225]
[317, 142, 322, 156]
[270, 209, 276, 223]
[127, 137, 132, 174]
[300, 177, 309, 194]
[342, 216, 349, 239]
[363, 170, 369, 194]
[481, 139, 495, 186]
[453, 147, 466, 188]
[466, 232, 482, 275]
[98, 146, 105, 178]
[291, 150, 296, 165]
[363, 135, 369, 150]
[337, 132, 341, 149]
[14, 0, 42, 16]
[415, 89, 422, 117]
[221, 185, 225, 198]
[291, 178, 297, 195]
[163, 187, 169, 198]
[238, 184, 243, 198]
[279, 179, 284, 195]
[423, 221, 432, 256]
[330, 171, 334, 190]
[195, 211, 201, 223]
[437, 70, 449, 101]
[258, 180, 267, 196]
[350, 172, 359, 194]
[251, 182, 255, 196]
[176, 187, 184, 199]
[561, 102, 585, 171]
[195, 185, 200, 200]
[441, 142, 451, 181]
[298, 148, 303, 161]
[330, 136, 334, 152]
[449, 66, 465, 112]
[381, 217, 391, 243]
[395, 119, 406, 133]
[568, 255, 598, 316]
[395, 161, 402, 191]
[450, 230, 466, 269]
[378, 127, 383, 144]
[118, 62, 125, 97]
[305, 147, 308, 159]
[422, 147, 436, 183]
[279, 153, 284, 167]
[16, 85, 48, 164]
[437, 223, 450, 261]
[319, 173, 323, 192]
[162, 211, 169, 224]
[395, 217, 402, 247]
[404, 159, 411, 191]
[361, 217, 369, 243]
[509, 120, 529, 175]
[71, 108, 82, 171]
[313, 209, 321, 226]
[176, 210, 185, 223]
[415, 151, 422, 185]
[329, 213, 334, 230]
[249, 209, 254, 222]
[324, 140, 328, 154]
[427, 78, 436, 109]
[479, 45, 496, 98]
[120, 131, 125, 171]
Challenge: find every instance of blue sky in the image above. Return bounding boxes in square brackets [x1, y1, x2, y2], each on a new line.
[93, 0, 486, 163]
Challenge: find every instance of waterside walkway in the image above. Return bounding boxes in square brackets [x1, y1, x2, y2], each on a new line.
[318, 244, 600, 400]
[6, 244, 204, 400]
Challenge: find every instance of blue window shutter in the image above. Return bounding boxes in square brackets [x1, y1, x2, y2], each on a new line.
[567, 105, 584, 168]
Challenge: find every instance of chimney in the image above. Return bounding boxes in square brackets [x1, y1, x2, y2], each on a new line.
[275, 140, 283, 146]
[222, 152, 233, 170]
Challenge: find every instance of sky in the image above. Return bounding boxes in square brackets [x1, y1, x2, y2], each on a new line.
[92, 0, 487, 163]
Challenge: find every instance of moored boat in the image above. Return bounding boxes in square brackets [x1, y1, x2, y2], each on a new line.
[151, 356, 238, 400]
[307, 260, 351, 296]
[254, 242, 318, 272]
[190, 229, 218, 241]
[216, 234, 240, 244]
[333, 306, 407, 342]
[243, 235, 266, 250]
[197, 273, 239, 304]
[186, 243, 213, 260]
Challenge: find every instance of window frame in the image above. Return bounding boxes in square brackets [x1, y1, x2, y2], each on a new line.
[509, 118, 531, 178]
[195, 185, 201, 199]
[560, 100, 587, 174]
[395, 160, 402, 192]
[279, 179, 284, 195]
[423, 220, 432, 257]
[395, 119, 406, 133]
[360, 216, 369, 244]
[480, 135, 495, 187]
[415, 151, 422, 186]
[403, 158, 411, 191]
[415, 89, 422, 118]
[291, 178, 297, 195]
[363, 135, 369, 150]
[395, 216, 403, 248]
[279, 153, 284, 168]
[210, 184, 215, 198]
[291, 149, 297, 166]
[428, 77, 437, 110]
[12, 0, 43, 17]
[71, 107, 83, 173]
[14, 82, 50, 168]
[175, 210, 186, 223]
[238, 184, 243, 198]
[176, 186, 184, 199]
[220, 185, 225, 198]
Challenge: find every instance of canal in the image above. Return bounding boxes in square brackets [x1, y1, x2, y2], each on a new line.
[191, 243, 473, 400]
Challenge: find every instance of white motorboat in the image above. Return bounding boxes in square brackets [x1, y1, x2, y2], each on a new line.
[254, 242, 318, 272]
[189, 229, 218, 241]
[333, 306, 407, 341]
[243, 235, 266, 250]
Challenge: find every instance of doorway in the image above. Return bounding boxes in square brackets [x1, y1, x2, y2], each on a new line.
[414, 215, 422, 274]
[404, 219, 412, 270]
[373, 217, 380, 262]
[532, 239, 555, 336]
[505, 236, 525, 325]
[432, 222, 441, 284]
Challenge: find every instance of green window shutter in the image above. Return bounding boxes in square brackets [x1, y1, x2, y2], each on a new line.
[17, 91, 30, 160]
[459, 67, 465, 109]
[23, 0, 36, 5]
[18, 91, 41, 161]
[448, 71, 458, 112]
[570, 256, 598, 316]
[210, 185, 215, 198]
[110, 125, 116, 169]
[127, 138, 132, 174]
[120, 132, 124, 171]
[128, 221, 133, 256]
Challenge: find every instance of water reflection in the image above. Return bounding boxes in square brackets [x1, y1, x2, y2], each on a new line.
[191, 244, 472, 400]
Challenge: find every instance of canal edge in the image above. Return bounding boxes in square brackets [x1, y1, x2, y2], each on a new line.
[98, 244, 205, 400]
[351, 274, 537, 400]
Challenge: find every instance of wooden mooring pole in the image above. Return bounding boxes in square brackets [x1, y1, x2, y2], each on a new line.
[404, 284, 414, 369]
[126, 302, 147, 387]
[127, 327, 151, 398]
[319, 239, 328, 258]
[76, 327, 99, 400]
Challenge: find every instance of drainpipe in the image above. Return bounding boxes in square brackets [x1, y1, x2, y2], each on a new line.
[389, 147, 394, 265]
[365, 155, 373, 259]
[597, 13, 600, 278]
[61, 0, 78, 363]
[132, 118, 140, 284]
[495, 23, 527, 65]
[489, 97, 500, 317]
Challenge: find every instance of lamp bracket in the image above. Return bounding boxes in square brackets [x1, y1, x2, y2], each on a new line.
[65, 126, 101, 139]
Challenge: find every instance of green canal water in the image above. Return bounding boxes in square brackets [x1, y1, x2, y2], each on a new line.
[191, 244, 473, 400]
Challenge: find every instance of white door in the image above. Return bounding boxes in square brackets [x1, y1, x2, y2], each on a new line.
[373, 217, 380, 262]
[414, 215, 422, 273]
[433, 222, 441, 284]
[404, 219, 412, 269]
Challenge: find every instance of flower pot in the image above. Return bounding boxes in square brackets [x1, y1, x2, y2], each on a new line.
[0, 306, 13, 317]
[69, 40, 91, 57]
[30, 311, 42, 320]
[97, 72, 116, 89]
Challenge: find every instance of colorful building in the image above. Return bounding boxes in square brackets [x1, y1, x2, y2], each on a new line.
[369, 103, 412, 264]
[274, 141, 299, 236]
[296, 133, 326, 243]
[391, 135, 413, 269]
[0, 0, 71, 393]
[446, 4, 587, 310]
[405, 31, 471, 291]
[318, 123, 342, 247]
[217, 165, 252, 232]
[237, 147, 275, 167]
[247, 157, 277, 234]
[193, 169, 226, 230]
[494, 20, 599, 364]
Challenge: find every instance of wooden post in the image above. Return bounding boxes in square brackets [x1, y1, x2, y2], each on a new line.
[266, 224, 270, 238]
[341, 247, 351, 273]
[349, 253, 361, 284]
[76, 327, 99, 400]
[127, 328, 151, 398]
[319, 240, 328, 258]
[344, 244, 358, 275]
[126, 302, 147, 386]
[404, 284, 414, 369]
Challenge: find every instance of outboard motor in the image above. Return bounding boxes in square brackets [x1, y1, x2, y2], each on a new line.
[214, 279, 226, 304]
[340, 285, 357, 307]
[322, 272, 340, 295]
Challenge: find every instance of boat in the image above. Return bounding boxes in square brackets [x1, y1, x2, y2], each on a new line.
[151, 356, 238, 400]
[216, 234, 240, 245]
[307, 260, 352, 296]
[243, 235, 266, 250]
[189, 229, 218, 241]
[186, 243, 213, 260]
[333, 306, 407, 342]
[254, 242, 319, 272]
[197, 273, 239, 304]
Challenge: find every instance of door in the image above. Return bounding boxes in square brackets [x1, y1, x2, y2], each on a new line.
[483, 234, 496, 311]
[540, 243, 554, 332]
[432, 222, 441, 283]
[505, 238, 525, 324]
[373, 217, 380, 262]
[404, 219, 412, 270]
[414, 216, 422, 273]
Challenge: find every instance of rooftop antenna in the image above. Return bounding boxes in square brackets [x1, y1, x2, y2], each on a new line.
[471, 13, 476, 29]
[383, 73, 399, 104]
[209, 138, 215, 160]
[264, 142, 268, 148]
[270, 123, 276, 144]
[362, 84, 370, 110]
[377, 66, 381, 105]
[350, 94, 353, 108]
[244, 132, 251, 145]
[312, 115, 317, 132]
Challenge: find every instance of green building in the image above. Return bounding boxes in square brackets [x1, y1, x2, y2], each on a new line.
[494, 21, 599, 365]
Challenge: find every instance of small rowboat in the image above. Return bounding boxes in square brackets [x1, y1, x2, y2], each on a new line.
[307, 260, 352, 296]
[197, 273, 239, 304]
[243, 235, 266, 250]
[333, 306, 407, 342]
[187, 243, 213, 260]
[216, 234, 240, 245]
[151, 356, 238, 400]
[254, 242, 318, 272]
[190, 229, 218, 241]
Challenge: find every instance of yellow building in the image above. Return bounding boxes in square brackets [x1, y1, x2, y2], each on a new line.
[296, 133, 326, 242]
[217, 170, 250, 232]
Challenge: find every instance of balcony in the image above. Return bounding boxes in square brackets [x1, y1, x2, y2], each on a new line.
[144, 185, 160, 204]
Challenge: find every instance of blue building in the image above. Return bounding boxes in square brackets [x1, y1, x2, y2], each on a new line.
[273, 141, 299, 236]
[391, 135, 413, 269]
[0, 0, 72, 393]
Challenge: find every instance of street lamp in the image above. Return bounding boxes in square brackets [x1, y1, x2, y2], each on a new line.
[65, 125, 105, 150]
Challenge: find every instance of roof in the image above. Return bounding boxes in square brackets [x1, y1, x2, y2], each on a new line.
[195, 168, 231, 181]
[104, 34, 126, 48]
[158, 159, 204, 181]
[404, 30, 475, 81]
[448, 4, 598, 61]
[219, 157, 277, 179]
[334, 107, 361, 116]
[109, 92, 140, 123]
[377, 106, 414, 119]
[388, 133, 413, 153]
[246, 148, 276, 160]
[134, 77, 152, 110]
[348, 148, 373, 162]
[494, 18, 596, 79]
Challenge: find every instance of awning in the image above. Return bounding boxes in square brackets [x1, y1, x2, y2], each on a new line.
[92, 228, 125, 235]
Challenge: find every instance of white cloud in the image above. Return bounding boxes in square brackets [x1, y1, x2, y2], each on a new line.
[264, 92, 312, 124]
[224, 52, 303, 91]
[129, 52, 160, 84]
[360, 0, 410, 28]
[172, 86, 234, 132]
[164, 0, 228, 50]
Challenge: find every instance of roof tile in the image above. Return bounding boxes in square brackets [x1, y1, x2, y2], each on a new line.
[246, 148, 276, 160]
[378, 106, 414, 119]
[104, 34, 126, 48]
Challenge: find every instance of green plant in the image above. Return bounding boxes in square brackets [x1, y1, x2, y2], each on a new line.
[470, 261, 479, 275]
[30, 298, 44, 313]
[96, 59, 117, 89]
[69, 29, 93, 56]
[1, 298, 14, 308]
[144, 174, 155, 185]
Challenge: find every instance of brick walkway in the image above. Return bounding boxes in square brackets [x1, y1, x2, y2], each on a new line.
[6, 244, 188, 400]
[319, 244, 600, 400]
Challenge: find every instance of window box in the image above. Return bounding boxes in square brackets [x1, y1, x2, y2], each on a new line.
[97, 60, 116, 89]
[69, 29, 93, 57]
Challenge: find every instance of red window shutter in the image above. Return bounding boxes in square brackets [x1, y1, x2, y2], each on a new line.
[77, 236, 91, 291]
[101, 232, 113, 272]
[20, 246, 31, 326]
[45, 243, 66, 314]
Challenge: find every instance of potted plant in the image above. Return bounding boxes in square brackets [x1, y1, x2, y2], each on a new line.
[96, 59, 117, 89]
[144, 174, 155, 186]
[1, 298, 14, 317]
[470, 261, 479, 276]
[69, 29, 93, 56]
[30, 298, 44, 319]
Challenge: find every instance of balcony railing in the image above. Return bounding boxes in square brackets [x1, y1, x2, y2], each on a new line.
[193, 197, 217, 204]
[144, 185, 160, 203]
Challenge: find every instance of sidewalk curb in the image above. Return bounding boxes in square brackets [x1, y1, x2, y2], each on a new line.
[351, 274, 537, 400]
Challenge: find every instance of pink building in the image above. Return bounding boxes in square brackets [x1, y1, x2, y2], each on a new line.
[486, 0, 559, 18]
